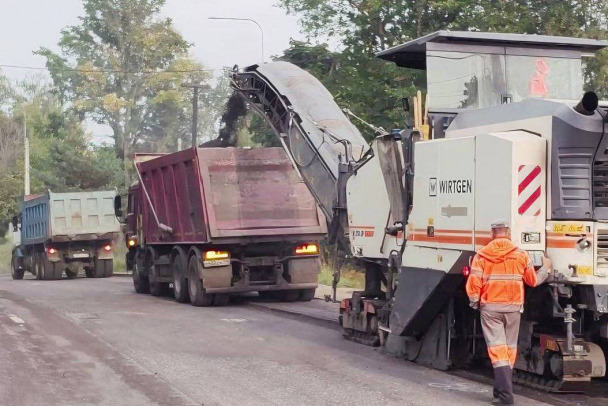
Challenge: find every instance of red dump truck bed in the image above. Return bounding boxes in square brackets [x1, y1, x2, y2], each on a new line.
[135, 147, 326, 244]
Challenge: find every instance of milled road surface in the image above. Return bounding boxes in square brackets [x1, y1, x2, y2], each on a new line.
[0, 274, 603, 405]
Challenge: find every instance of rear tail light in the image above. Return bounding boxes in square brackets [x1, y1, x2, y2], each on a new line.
[203, 250, 230, 260]
[103, 244, 112, 252]
[47, 247, 57, 255]
[462, 266, 471, 277]
[295, 243, 319, 255]
[202, 250, 231, 267]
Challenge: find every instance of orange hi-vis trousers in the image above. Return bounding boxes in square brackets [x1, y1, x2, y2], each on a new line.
[480, 310, 521, 368]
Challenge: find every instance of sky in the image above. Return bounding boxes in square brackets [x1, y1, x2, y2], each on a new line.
[0, 0, 306, 141]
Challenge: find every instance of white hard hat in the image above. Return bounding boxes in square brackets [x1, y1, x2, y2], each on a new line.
[491, 220, 509, 229]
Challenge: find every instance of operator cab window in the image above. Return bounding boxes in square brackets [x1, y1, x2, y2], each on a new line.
[426, 43, 585, 111]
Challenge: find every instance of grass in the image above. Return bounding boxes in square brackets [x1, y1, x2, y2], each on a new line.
[318, 263, 365, 289]
[112, 234, 127, 272]
[0, 232, 16, 274]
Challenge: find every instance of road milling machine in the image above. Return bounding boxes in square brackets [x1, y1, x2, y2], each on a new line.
[231, 31, 608, 392]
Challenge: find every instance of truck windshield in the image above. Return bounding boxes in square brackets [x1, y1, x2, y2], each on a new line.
[427, 50, 583, 110]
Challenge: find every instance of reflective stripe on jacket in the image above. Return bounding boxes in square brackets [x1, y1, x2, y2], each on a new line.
[465, 238, 548, 312]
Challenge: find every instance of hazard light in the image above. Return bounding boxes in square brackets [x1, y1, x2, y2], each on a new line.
[295, 243, 319, 255]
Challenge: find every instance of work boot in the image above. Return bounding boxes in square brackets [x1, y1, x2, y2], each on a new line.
[492, 366, 514, 405]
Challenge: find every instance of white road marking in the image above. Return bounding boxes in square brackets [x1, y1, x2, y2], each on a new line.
[220, 318, 247, 323]
[8, 315, 25, 325]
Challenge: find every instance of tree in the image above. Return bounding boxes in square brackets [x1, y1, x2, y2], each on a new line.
[0, 73, 126, 234]
[278, 0, 608, 134]
[37, 0, 212, 159]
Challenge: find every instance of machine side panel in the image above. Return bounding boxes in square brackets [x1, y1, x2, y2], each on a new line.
[408, 137, 475, 251]
[474, 131, 546, 251]
[407, 141, 438, 249]
[474, 135, 512, 248]
[347, 141, 399, 258]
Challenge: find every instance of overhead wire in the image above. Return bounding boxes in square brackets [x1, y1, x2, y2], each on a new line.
[0, 63, 226, 74]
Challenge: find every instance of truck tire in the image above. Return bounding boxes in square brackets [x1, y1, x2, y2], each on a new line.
[40, 254, 65, 281]
[172, 248, 189, 303]
[42, 256, 58, 280]
[133, 265, 150, 294]
[213, 294, 230, 306]
[65, 268, 78, 279]
[258, 291, 278, 300]
[11, 256, 24, 280]
[298, 289, 316, 302]
[103, 259, 114, 278]
[34, 254, 43, 280]
[276, 290, 300, 302]
[149, 267, 169, 297]
[91, 259, 106, 278]
[188, 254, 214, 307]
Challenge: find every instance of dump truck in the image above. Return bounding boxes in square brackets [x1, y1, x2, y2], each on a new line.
[10, 191, 120, 280]
[231, 31, 608, 392]
[116, 147, 326, 305]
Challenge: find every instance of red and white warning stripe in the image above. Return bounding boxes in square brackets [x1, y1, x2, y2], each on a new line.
[518, 165, 541, 216]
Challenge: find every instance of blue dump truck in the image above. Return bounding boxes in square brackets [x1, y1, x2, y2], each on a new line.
[10, 191, 121, 280]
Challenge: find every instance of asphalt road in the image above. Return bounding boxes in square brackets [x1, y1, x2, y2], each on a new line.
[0, 274, 603, 406]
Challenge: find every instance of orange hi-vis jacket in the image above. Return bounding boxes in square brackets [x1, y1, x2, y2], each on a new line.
[466, 238, 548, 312]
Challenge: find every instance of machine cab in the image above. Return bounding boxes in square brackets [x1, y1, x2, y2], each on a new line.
[377, 31, 607, 138]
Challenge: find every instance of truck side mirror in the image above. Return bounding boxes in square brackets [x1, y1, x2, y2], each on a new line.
[11, 215, 19, 232]
[114, 195, 123, 218]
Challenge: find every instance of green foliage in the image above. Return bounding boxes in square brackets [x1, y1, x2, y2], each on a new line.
[278, 0, 608, 134]
[0, 71, 124, 231]
[37, 0, 214, 159]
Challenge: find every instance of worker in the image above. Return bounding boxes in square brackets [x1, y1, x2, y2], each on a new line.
[466, 220, 552, 405]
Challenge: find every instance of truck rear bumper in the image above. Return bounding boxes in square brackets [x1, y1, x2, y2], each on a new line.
[205, 282, 318, 294]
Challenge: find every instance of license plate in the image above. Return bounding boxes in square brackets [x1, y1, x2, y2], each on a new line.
[73, 253, 89, 258]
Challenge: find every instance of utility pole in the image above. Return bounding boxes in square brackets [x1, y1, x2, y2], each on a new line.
[181, 83, 209, 148]
[23, 110, 30, 196]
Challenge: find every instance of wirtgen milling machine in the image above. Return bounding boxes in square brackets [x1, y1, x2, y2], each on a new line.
[231, 31, 608, 392]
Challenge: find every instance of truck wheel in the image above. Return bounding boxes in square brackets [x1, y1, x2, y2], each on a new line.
[103, 259, 114, 278]
[52, 260, 65, 280]
[133, 265, 150, 294]
[213, 294, 230, 306]
[172, 249, 190, 303]
[277, 290, 300, 302]
[42, 256, 57, 280]
[34, 254, 43, 280]
[11, 256, 24, 280]
[258, 291, 278, 300]
[188, 254, 214, 307]
[298, 289, 316, 302]
[149, 268, 168, 297]
[92, 259, 107, 278]
[65, 269, 78, 279]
